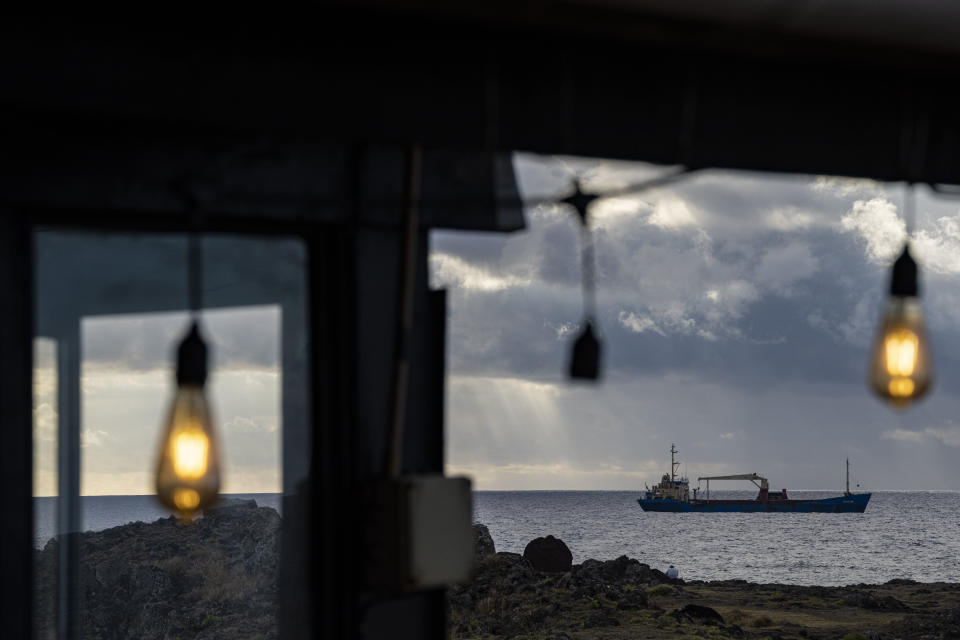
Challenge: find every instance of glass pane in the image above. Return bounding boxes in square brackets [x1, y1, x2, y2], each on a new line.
[33, 337, 58, 640]
[33, 231, 307, 640]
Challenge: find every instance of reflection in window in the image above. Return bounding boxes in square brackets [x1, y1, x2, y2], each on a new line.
[33, 232, 307, 640]
[33, 338, 58, 640]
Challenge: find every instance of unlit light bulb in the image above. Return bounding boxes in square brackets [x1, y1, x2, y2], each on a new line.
[155, 323, 221, 519]
[868, 245, 933, 408]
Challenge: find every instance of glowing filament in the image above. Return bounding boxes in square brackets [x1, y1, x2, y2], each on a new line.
[171, 429, 209, 479]
[173, 488, 201, 511]
[884, 328, 918, 377]
[888, 377, 916, 398]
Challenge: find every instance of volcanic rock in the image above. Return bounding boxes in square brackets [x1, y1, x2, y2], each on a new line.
[671, 603, 724, 625]
[843, 590, 910, 611]
[523, 535, 573, 573]
[34, 499, 280, 639]
[574, 555, 669, 587]
[473, 523, 496, 561]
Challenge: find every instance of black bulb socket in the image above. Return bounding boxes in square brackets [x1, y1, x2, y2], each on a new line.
[569, 320, 602, 380]
[176, 322, 208, 386]
[890, 245, 919, 297]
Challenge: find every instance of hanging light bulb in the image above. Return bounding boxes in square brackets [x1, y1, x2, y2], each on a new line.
[155, 321, 221, 519]
[868, 244, 933, 408]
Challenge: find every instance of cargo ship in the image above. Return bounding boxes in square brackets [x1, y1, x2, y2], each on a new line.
[637, 445, 870, 513]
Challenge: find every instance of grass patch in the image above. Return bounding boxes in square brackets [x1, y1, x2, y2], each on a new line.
[751, 615, 774, 627]
[724, 608, 747, 624]
[840, 634, 869, 640]
[655, 614, 676, 629]
[646, 584, 674, 597]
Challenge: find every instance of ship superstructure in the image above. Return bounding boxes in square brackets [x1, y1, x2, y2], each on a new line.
[642, 444, 691, 503]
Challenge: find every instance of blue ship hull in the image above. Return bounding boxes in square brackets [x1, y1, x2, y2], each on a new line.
[637, 493, 871, 513]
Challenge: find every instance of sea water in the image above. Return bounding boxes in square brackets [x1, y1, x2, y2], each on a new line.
[32, 490, 960, 586]
[474, 490, 960, 586]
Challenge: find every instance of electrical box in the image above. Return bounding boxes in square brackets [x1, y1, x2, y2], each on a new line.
[365, 475, 473, 592]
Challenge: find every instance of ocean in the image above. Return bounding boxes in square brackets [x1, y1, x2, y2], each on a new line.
[33, 490, 960, 587]
[475, 490, 960, 586]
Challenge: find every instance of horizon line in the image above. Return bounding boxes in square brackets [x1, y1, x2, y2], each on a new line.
[30, 488, 960, 497]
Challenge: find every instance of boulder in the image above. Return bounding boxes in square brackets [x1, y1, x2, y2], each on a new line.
[885, 577, 918, 586]
[671, 603, 724, 626]
[473, 523, 496, 561]
[523, 535, 573, 573]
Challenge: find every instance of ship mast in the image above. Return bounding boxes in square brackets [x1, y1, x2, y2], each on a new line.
[845, 458, 850, 496]
[671, 443, 679, 482]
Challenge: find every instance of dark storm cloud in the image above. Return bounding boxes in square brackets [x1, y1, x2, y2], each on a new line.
[82, 306, 280, 372]
[535, 216, 581, 285]
[430, 231, 512, 268]
[433, 155, 960, 395]
[436, 211, 901, 390]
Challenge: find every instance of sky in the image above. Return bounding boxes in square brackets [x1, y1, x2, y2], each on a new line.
[33, 306, 282, 497]
[436, 153, 960, 491]
[31, 154, 960, 496]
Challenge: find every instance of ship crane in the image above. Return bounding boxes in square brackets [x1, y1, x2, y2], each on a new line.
[697, 473, 769, 500]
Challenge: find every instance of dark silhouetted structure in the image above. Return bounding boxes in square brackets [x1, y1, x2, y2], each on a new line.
[4, 3, 960, 638]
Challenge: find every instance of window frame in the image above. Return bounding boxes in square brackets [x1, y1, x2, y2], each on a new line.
[2, 212, 358, 640]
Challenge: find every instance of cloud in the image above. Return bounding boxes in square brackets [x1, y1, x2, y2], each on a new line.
[430, 155, 960, 492]
[648, 196, 697, 228]
[880, 428, 926, 443]
[63, 353, 280, 495]
[811, 176, 884, 197]
[431, 252, 533, 292]
[841, 197, 906, 263]
[925, 427, 960, 447]
[912, 214, 960, 274]
[617, 311, 666, 336]
[445, 370, 960, 490]
[549, 320, 580, 341]
[765, 206, 819, 231]
[82, 306, 281, 372]
[881, 427, 960, 447]
[81, 429, 111, 448]
[33, 403, 57, 442]
[435, 163, 900, 384]
[754, 242, 818, 293]
[446, 461, 664, 491]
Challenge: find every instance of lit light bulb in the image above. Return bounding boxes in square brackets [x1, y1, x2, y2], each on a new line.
[155, 323, 221, 519]
[868, 245, 933, 408]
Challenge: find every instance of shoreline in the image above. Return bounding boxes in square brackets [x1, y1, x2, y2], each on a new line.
[453, 552, 960, 639]
[452, 526, 960, 639]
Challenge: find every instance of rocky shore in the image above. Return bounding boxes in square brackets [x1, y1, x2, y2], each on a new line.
[452, 524, 960, 640]
[34, 499, 279, 640]
[31, 506, 960, 639]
